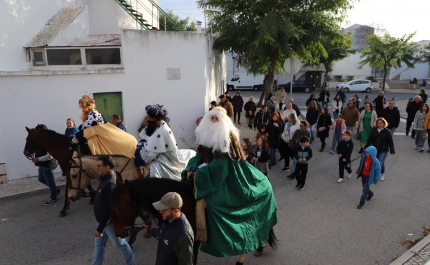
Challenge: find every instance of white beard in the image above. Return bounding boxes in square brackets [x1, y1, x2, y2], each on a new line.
[195, 110, 240, 153]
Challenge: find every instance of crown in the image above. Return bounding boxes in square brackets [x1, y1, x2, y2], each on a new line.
[212, 106, 227, 115]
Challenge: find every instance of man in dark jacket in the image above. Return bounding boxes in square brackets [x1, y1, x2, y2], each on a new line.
[382, 100, 400, 135]
[318, 87, 330, 108]
[406, 96, 423, 137]
[336, 87, 347, 111]
[144, 192, 194, 265]
[373, 91, 386, 117]
[91, 156, 136, 265]
[244, 96, 257, 129]
[254, 106, 270, 130]
[288, 98, 301, 117]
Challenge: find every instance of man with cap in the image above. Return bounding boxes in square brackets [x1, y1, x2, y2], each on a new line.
[218, 95, 233, 118]
[143, 192, 194, 265]
[135, 104, 195, 180]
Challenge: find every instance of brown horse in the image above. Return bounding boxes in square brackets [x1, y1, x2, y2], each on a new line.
[110, 177, 278, 264]
[23, 126, 79, 216]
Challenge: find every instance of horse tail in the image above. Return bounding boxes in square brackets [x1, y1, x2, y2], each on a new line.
[267, 228, 278, 250]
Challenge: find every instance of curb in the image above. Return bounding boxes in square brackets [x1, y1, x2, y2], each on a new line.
[0, 183, 67, 203]
[391, 234, 430, 265]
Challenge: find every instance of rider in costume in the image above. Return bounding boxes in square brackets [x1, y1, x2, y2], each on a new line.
[135, 104, 194, 180]
[181, 106, 278, 261]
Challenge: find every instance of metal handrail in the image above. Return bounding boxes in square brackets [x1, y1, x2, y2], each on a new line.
[135, 0, 179, 31]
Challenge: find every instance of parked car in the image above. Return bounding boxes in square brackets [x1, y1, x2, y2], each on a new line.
[278, 80, 316, 93]
[336, 79, 373, 93]
[227, 73, 264, 91]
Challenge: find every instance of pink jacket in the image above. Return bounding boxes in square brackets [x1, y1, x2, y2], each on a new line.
[330, 119, 347, 138]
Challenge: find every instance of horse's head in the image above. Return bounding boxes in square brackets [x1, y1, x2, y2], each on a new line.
[67, 156, 92, 201]
[23, 127, 42, 158]
[110, 180, 140, 238]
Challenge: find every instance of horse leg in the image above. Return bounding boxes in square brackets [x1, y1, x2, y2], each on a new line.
[87, 184, 95, 204]
[60, 178, 70, 217]
[235, 254, 246, 265]
[192, 241, 200, 265]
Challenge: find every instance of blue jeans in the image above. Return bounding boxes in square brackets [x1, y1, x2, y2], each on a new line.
[331, 133, 342, 152]
[376, 151, 387, 174]
[291, 157, 297, 173]
[389, 128, 396, 135]
[360, 176, 374, 204]
[322, 102, 329, 108]
[310, 123, 316, 140]
[269, 148, 277, 166]
[38, 167, 59, 200]
[346, 126, 355, 135]
[93, 223, 136, 265]
[333, 111, 339, 120]
[248, 117, 253, 127]
[415, 130, 425, 147]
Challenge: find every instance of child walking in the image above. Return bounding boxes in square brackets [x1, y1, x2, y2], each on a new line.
[293, 136, 313, 191]
[253, 136, 270, 177]
[330, 114, 346, 154]
[336, 130, 354, 183]
[356, 146, 381, 209]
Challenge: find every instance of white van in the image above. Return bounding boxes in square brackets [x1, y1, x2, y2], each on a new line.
[227, 73, 264, 91]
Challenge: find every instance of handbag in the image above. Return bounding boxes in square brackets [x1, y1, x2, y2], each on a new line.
[423, 132, 428, 140]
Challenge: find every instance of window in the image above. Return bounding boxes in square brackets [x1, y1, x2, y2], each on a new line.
[231, 75, 239, 81]
[85, 48, 121, 65]
[33, 49, 45, 65]
[46, 49, 82, 65]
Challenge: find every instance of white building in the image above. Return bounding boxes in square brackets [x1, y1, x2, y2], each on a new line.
[0, 1, 225, 181]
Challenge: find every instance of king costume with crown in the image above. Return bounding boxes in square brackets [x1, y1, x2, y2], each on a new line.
[181, 106, 278, 258]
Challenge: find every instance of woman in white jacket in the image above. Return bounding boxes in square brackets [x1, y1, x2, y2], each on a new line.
[282, 102, 296, 122]
[332, 94, 343, 120]
[280, 113, 300, 172]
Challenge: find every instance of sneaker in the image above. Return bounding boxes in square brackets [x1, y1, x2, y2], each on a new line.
[337, 178, 343, 183]
[295, 183, 300, 188]
[287, 173, 295, 179]
[44, 199, 56, 206]
[366, 194, 373, 201]
[347, 173, 352, 179]
[411, 135, 415, 139]
[419, 147, 424, 152]
[298, 185, 305, 191]
[330, 150, 335, 154]
[357, 202, 365, 209]
[281, 167, 290, 172]
[358, 149, 364, 154]
[380, 174, 385, 181]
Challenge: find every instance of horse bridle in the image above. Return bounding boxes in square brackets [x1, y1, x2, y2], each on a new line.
[68, 157, 132, 195]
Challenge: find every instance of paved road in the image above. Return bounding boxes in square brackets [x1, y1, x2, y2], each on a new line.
[1, 126, 429, 264]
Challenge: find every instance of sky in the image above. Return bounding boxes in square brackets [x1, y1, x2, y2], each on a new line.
[159, 0, 430, 41]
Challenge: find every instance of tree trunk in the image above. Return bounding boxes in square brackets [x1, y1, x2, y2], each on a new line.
[257, 52, 277, 107]
[382, 65, 387, 91]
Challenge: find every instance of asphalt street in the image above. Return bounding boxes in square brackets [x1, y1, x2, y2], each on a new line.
[1, 90, 429, 265]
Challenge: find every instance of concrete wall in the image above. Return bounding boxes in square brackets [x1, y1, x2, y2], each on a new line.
[400, 63, 430, 80]
[0, 30, 223, 181]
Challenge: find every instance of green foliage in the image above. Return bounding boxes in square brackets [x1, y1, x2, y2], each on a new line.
[197, 0, 353, 103]
[159, 10, 196, 31]
[358, 33, 418, 90]
[420, 44, 430, 64]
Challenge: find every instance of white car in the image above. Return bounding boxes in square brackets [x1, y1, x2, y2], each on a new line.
[337, 79, 373, 93]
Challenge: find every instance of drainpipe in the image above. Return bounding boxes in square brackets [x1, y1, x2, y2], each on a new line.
[196, 21, 202, 33]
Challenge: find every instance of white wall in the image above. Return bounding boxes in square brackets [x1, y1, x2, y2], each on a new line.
[331, 53, 371, 79]
[0, 30, 222, 181]
[400, 63, 430, 80]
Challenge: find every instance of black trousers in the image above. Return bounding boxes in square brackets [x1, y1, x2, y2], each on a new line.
[338, 158, 352, 178]
[406, 116, 415, 136]
[319, 136, 326, 144]
[295, 163, 308, 185]
[279, 103, 283, 110]
[234, 112, 241, 123]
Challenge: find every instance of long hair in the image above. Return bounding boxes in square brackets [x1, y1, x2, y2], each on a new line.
[288, 113, 298, 124]
[259, 136, 269, 152]
[321, 108, 330, 117]
[242, 138, 253, 152]
[308, 100, 318, 111]
[421, 103, 429, 113]
[365, 103, 374, 111]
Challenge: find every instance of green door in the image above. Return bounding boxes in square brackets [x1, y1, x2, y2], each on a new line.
[93, 92, 123, 124]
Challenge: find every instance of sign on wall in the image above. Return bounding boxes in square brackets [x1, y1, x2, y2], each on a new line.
[167, 68, 181, 80]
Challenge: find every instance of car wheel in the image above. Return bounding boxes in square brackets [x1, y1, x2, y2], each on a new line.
[304, 87, 310, 93]
[365, 87, 371, 93]
[253, 85, 258, 91]
[345, 87, 350, 92]
[227, 85, 233, 91]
